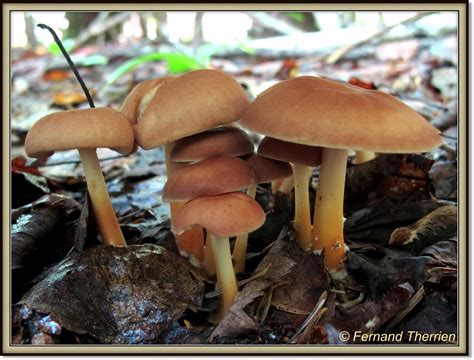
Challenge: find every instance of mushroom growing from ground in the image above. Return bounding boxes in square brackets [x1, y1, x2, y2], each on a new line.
[257, 137, 322, 252]
[167, 126, 255, 268]
[240, 76, 443, 271]
[25, 107, 135, 246]
[172, 192, 265, 318]
[162, 156, 257, 273]
[233, 153, 292, 273]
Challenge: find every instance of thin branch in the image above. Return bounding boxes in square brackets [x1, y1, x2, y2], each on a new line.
[326, 11, 438, 65]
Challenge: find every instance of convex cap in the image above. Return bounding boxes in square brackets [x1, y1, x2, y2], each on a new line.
[240, 76, 442, 153]
[119, 77, 175, 125]
[162, 156, 257, 201]
[25, 107, 135, 158]
[135, 69, 250, 149]
[172, 192, 265, 238]
[258, 137, 322, 167]
[169, 126, 254, 162]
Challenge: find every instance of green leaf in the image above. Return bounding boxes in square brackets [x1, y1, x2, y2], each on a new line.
[48, 38, 75, 55]
[105, 52, 203, 88]
[287, 12, 305, 23]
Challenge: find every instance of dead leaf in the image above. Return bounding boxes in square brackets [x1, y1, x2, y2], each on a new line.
[16, 244, 204, 344]
[389, 205, 457, 252]
[209, 227, 297, 341]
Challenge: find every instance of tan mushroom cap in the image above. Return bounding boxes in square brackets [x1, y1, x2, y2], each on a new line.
[169, 126, 254, 163]
[172, 192, 266, 238]
[240, 76, 443, 153]
[258, 137, 322, 167]
[25, 107, 135, 158]
[119, 76, 175, 125]
[135, 69, 250, 149]
[242, 153, 292, 183]
[162, 156, 257, 201]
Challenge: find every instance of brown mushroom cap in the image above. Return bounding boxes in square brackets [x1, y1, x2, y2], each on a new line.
[162, 156, 257, 201]
[169, 126, 254, 163]
[172, 192, 266, 238]
[135, 69, 250, 149]
[242, 153, 292, 183]
[240, 76, 443, 153]
[25, 107, 135, 158]
[119, 77, 175, 125]
[258, 137, 322, 167]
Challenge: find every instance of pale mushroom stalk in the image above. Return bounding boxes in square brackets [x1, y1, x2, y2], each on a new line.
[354, 150, 376, 164]
[233, 185, 257, 273]
[79, 148, 126, 246]
[312, 148, 348, 270]
[203, 232, 216, 276]
[293, 163, 313, 251]
[211, 234, 238, 316]
[277, 176, 295, 194]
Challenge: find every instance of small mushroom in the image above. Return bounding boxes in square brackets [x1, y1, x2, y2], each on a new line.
[172, 192, 265, 318]
[233, 153, 292, 273]
[258, 137, 322, 252]
[25, 107, 135, 246]
[163, 156, 257, 273]
[354, 150, 376, 164]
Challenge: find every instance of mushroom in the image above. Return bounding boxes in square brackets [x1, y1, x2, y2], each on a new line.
[163, 156, 257, 273]
[167, 126, 255, 269]
[354, 151, 376, 164]
[169, 126, 254, 162]
[257, 137, 322, 252]
[134, 69, 250, 149]
[172, 192, 265, 318]
[122, 70, 250, 262]
[162, 156, 258, 201]
[233, 153, 292, 273]
[25, 107, 135, 246]
[240, 76, 443, 271]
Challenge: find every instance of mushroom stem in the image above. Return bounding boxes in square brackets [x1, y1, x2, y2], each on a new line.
[203, 232, 216, 276]
[165, 144, 205, 263]
[79, 148, 126, 246]
[293, 163, 313, 251]
[278, 175, 295, 194]
[354, 150, 376, 164]
[312, 148, 348, 270]
[233, 185, 257, 273]
[211, 234, 238, 317]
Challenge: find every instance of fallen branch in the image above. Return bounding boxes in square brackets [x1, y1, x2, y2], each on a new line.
[325, 11, 438, 64]
[74, 12, 133, 49]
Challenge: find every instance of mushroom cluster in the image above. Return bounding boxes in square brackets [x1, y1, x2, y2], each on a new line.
[25, 69, 443, 324]
[240, 76, 443, 271]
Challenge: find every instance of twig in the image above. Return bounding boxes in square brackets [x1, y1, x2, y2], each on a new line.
[249, 12, 304, 36]
[326, 11, 438, 64]
[204, 267, 269, 299]
[32, 154, 133, 167]
[74, 12, 132, 49]
[288, 290, 328, 344]
[385, 285, 425, 332]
